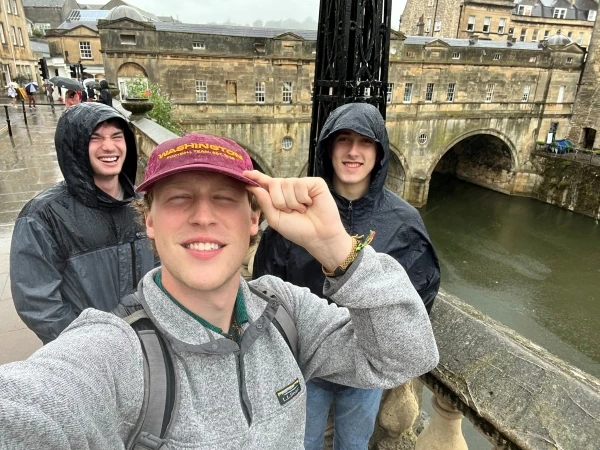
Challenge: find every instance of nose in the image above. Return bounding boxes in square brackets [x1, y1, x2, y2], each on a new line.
[189, 197, 217, 227]
[100, 137, 117, 151]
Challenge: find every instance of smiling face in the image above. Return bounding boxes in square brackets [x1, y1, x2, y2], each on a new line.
[145, 171, 259, 296]
[88, 121, 127, 186]
[329, 129, 378, 200]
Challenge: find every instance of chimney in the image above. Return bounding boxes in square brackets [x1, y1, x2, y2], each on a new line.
[416, 14, 424, 36]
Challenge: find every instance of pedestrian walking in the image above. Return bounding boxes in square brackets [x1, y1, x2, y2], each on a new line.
[97, 79, 113, 107]
[7, 84, 17, 107]
[24, 82, 38, 108]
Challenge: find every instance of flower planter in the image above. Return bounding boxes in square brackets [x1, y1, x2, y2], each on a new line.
[121, 97, 154, 118]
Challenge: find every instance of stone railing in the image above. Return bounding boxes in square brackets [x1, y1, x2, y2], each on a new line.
[372, 291, 600, 450]
[126, 111, 600, 450]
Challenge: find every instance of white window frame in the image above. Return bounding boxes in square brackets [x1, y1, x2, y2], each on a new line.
[386, 83, 393, 104]
[446, 83, 455, 102]
[9, 26, 16, 45]
[0, 23, 5, 45]
[255, 81, 265, 104]
[544, 30, 550, 40]
[17, 27, 23, 46]
[553, 8, 567, 19]
[498, 18, 506, 34]
[566, 57, 573, 65]
[532, 29, 539, 42]
[282, 81, 292, 104]
[522, 85, 531, 102]
[467, 16, 475, 32]
[425, 83, 434, 102]
[577, 33, 584, 45]
[434, 21, 441, 32]
[452, 52, 460, 59]
[192, 41, 205, 50]
[485, 84, 495, 103]
[483, 17, 491, 33]
[518, 5, 532, 16]
[557, 85, 565, 103]
[425, 18, 431, 33]
[195, 80, 207, 103]
[403, 83, 413, 103]
[588, 11, 597, 22]
[529, 56, 537, 63]
[493, 53, 502, 60]
[11, 0, 17, 15]
[520, 29, 527, 42]
[6, 0, 11, 13]
[79, 41, 92, 59]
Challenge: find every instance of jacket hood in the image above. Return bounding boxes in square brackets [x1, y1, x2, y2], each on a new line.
[315, 103, 390, 202]
[99, 80, 109, 89]
[55, 102, 137, 208]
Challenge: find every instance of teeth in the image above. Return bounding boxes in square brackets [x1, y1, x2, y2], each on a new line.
[100, 157, 118, 162]
[186, 242, 220, 251]
[345, 162, 361, 168]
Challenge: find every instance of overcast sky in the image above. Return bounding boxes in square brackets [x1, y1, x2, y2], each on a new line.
[79, 0, 407, 29]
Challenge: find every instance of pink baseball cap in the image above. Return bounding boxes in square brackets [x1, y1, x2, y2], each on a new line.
[136, 134, 259, 193]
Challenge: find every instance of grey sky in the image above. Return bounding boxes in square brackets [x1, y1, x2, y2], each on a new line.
[80, 0, 407, 29]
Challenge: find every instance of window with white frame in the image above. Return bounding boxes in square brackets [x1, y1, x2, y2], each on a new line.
[522, 85, 531, 102]
[483, 17, 491, 33]
[577, 32, 584, 45]
[282, 81, 292, 103]
[485, 84, 495, 103]
[17, 27, 23, 46]
[403, 83, 413, 103]
[195, 80, 207, 102]
[192, 41, 205, 50]
[10, 26, 16, 45]
[426, 18, 431, 33]
[6, 0, 11, 13]
[517, 5, 532, 16]
[0, 23, 5, 45]
[520, 28, 527, 42]
[498, 18, 506, 34]
[532, 29, 539, 42]
[11, 0, 17, 15]
[467, 16, 475, 32]
[386, 83, 393, 104]
[493, 53, 502, 60]
[529, 56, 537, 63]
[363, 86, 371, 97]
[508, 28, 515, 38]
[434, 21, 441, 31]
[425, 83, 434, 102]
[446, 83, 455, 102]
[79, 41, 92, 59]
[255, 81, 265, 103]
[452, 52, 460, 59]
[553, 8, 567, 19]
[544, 30, 550, 40]
[557, 85, 565, 103]
[588, 11, 597, 21]
[566, 57, 573, 64]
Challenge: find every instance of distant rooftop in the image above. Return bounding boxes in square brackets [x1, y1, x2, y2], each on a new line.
[30, 40, 50, 54]
[57, 21, 98, 31]
[152, 22, 318, 40]
[22, 0, 68, 6]
[513, 0, 598, 20]
[67, 9, 110, 21]
[403, 36, 547, 50]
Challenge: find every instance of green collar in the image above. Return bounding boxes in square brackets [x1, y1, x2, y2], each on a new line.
[154, 271, 248, 341]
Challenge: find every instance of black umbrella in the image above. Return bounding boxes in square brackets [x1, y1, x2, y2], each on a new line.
[49, 76, 82, 91]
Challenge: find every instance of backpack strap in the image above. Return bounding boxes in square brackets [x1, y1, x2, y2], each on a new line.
[248, 285, 298, 362]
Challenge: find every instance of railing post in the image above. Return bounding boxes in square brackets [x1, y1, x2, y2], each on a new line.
[415, 394, 468, 450]
[4, 105, 13, 137]
[21, 100, 28, 126]
[378, 380, 420, 437]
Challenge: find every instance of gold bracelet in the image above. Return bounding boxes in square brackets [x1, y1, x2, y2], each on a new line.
[322, 230, 376, 277]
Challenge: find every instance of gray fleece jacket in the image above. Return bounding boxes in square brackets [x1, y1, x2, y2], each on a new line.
[0, 246, 438, 449]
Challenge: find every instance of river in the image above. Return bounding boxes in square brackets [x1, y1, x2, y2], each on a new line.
[419, 174, 600, 379]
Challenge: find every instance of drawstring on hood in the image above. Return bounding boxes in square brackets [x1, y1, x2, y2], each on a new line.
[55, 102, 137, 208]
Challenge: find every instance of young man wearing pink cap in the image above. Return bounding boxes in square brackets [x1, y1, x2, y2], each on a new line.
[0, 134, 438, 449]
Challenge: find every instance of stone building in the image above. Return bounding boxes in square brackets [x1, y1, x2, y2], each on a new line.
[400, 0, 598, 50]
[22, 0, 79, 32]
[98, 7, 586, 206]
[1, 0, 36, 86]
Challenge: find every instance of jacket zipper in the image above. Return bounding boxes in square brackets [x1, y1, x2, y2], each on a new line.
[348, 200, 354, 234]
[130, 242, 137, 289]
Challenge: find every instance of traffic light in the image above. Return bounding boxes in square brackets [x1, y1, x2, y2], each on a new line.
[79, 63, 89, 80]
[69, 64, 77, 78]
[37, 58, 49, 80]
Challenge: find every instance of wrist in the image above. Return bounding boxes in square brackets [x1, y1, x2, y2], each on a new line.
[319, 234, 354, 275]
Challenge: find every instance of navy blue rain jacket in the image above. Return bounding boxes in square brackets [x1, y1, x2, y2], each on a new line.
[10, 103, 156, 343]
[253, 103, 440, 312]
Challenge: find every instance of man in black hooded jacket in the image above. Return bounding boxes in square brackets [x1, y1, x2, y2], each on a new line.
[97, 80, 113, 107]
[253, 103, 440, 449]
[10, 102, 156, 344]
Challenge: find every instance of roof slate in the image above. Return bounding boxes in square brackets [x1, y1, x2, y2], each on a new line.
[57, 21, 99, 31]
[404, 36, 544, 50]
[22, 0, 68, 6]
[153, 22, 318, 40]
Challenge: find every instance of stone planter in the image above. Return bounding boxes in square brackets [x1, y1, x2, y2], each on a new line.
[108, 84, 120, 99]
[121, 97, 154, 119]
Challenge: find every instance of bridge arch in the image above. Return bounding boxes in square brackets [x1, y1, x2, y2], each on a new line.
[116, 62, 148, 78]
[227, 139, 275, 177]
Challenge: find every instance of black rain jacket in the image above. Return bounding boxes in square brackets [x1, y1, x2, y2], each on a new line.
[10, 103, 156, 344]
[98, 80, 113, 107]
[253, 103, 440, 312]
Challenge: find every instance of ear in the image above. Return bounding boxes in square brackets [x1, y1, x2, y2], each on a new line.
[250, 209, 260, 237]
[145, 213, 155, 239]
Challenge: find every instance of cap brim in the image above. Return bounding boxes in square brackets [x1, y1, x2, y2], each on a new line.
[135, 164, 260, 193]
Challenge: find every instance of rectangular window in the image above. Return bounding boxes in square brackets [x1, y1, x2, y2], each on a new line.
[520, 29, 527, 42]
[363, 86, 371, 97]
[195, 80, 207, 102]
[120, 34, 136, 45]
[9, 26, 16, 45]
[508, 28, 515, 38]
[483, 17, 491, 33]
[567, 31, 573, 38]
[452, 52, 460, 59]
[529, 56, 537, 63]
[282, 81, 292, 104]
[255, 81, 265, 104]
[577, 33, 584, 45]
[11, 0, 17, 15]
[403, 83, 413, 103]
[518, 5, 532, 15]
[467, 16, 475, 32]
[434, 21, 441, 32]
[544, 30, 550, 40]
[532, 29, 539, 42]
[406, 51, 415, 57]
[0, 23, 5, 44]
[553, 8, 566, 19]
[426, 18, 431, 33]
[6, 0, 11, 13]
[588, 11, 597, 21]
[522, 85, 531, 102]
[79, 41, 92, 59]
[557, 85, 565, 103]
[498, 18, 506, 34]
[425, 83, 434, 102]
[17, 27, 22, 46]
[493, 53, 502, 60]
[226, 80, 237, 103]
[446, 83, 455, 102]
[386, 83, 393, 104]
[192, 41, 205, 50]
[566, 57, 573, 65]
[485, 83, 495, 103]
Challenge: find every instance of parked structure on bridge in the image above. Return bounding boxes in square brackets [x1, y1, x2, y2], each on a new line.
[400, 0, 598, 50]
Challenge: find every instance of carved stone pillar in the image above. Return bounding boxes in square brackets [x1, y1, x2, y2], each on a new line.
[378, 381, 420, 437]
[415, 394, 468, 450]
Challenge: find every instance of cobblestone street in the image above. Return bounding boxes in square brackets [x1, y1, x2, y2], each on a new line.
[0, 105, 62, 363]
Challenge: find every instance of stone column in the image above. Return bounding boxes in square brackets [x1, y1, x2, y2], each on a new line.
[415, 394, 468, 450]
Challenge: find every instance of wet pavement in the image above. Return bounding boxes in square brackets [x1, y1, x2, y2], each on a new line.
[0, 104, 63, 363]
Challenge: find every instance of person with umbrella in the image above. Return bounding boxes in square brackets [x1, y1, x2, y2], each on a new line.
[49, 76, 83, 109]
[7, 82, 18, 107]
[24, 81, 38, 109]
[84, 79, 96, 102]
